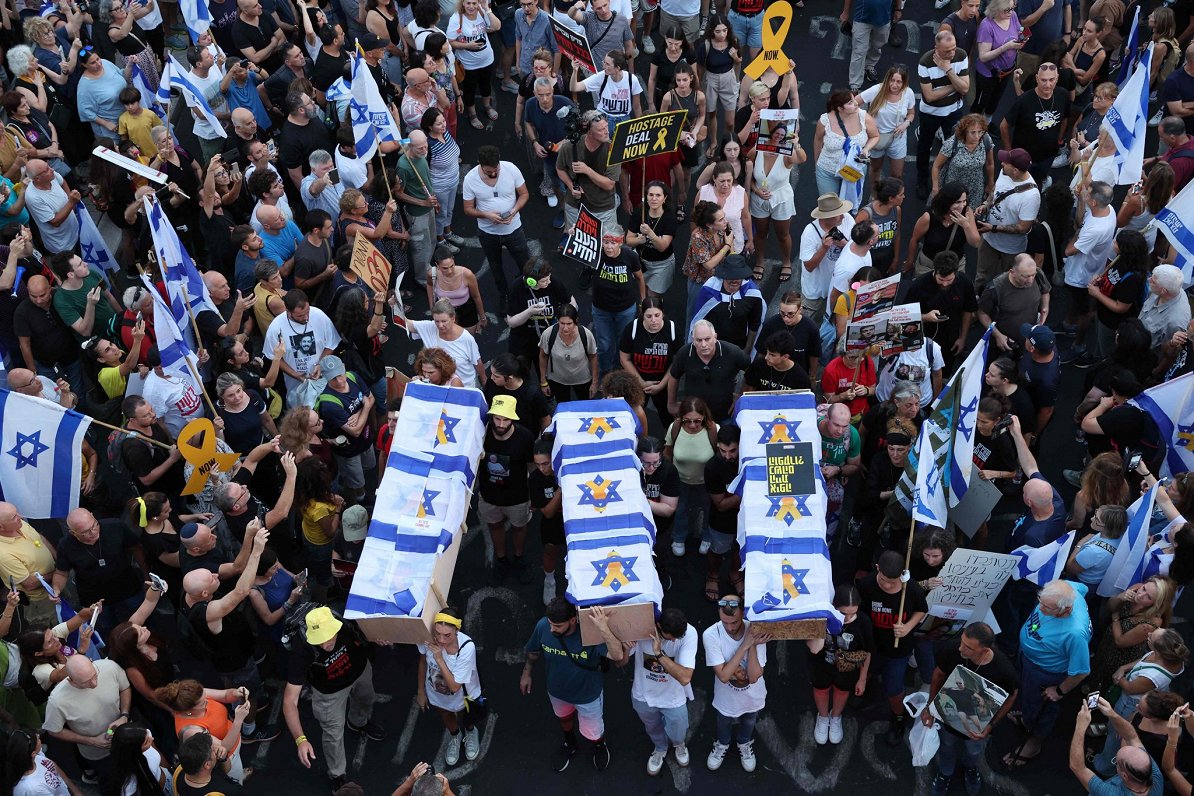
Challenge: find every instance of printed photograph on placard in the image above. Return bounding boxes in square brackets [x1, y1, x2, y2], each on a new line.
[852, 273, 901, 321]
[755, 109, 800, 155]
[932, 665, 1009, 737]
[845, 317, 884, 352]
[881, 303, 922, 356]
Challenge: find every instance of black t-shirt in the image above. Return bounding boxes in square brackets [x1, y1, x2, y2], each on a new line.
[231, 15, 282, 72]
[1024, 221, 1066, 277]
[507, 281, 572, 357]
[223, 467, 266, 544]
[287, 622, 371, 693]
[218, 389, 268, 454]
[630, 204, 678, 261]
[703, 455, 740, 534]
[810, 612, 875, 668]
[196, 308, 225, 353]
[528, 468, 564, 543]
[592, 248, 643, 312]
[703, 294, 763, 350]
[311, 48, 348, 92]
[1005, 386, 1038, 434]
[942, 12, 979, 54]
[753, 314, 822, 373]
[122, 425, 186, 495]
[12, 299, 77, 368]
[744, 359, 811, 392]
[278, 118, 335, 174]
[859, 572, 928, 658]
[642, 459, 681, 533]
[480, 424, 535, 506]
[933, 641, 1020, 737]
[484, 379, 549, 436]
[668, 342, 750, 420]
[1017, 351, 1061, 410]
[1093, 264, 1144, 329]
[54, 519, 142, 606]
[1004, 89, 1071, 162]
[1095, 404, 1165, 473]
[618, 318, 680, 381]
[186, 597, 255, 672]
[734, 105, 759, 151]
[906, 271, 978, 350]
[177, 770, 243, 796]
[972, 430, 1018, 483]
[293, 237, 334, 309]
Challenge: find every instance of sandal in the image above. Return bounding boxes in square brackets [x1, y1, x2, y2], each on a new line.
[485, 106, 499, 121]
[675, 207, 687, 223]
[752, 264, 765, 281]
[778, 264, 792, 282]
[1001, 741, 1040, 770]
[469, 115, 484, 130]
[704, 576, 720, 603]
[730, 572, 744, 596]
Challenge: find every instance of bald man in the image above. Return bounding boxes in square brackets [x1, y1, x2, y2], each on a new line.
[258, 204, 303, 279]
[5, 366, 75, 407]
[52, 508, 146, 628]
[1072, 697, 1163, 793]
[13, 274, 82, 391]
[400, 68, 449, 131]
[198, 270, 256, 349]
[43, 654, 131, 784]
[0, 502, 57, 625]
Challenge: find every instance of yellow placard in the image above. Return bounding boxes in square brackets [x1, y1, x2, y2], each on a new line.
[178, 418, 240, 496]
[743, 2, 794, 80]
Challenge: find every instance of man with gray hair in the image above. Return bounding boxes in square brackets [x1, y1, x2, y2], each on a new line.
[1060, 180, 1116, 366]
[1144, 264, 1193, 348]
[300, 149, 345, 222]
[396, 131, 438, 287]
[523, 74, 575, 227]
[666, 320, 749, 421]
[556, 110, 621, 232]
[1154, 115, 1194, 191]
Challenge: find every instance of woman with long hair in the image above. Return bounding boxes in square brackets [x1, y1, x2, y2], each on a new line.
[109, 723, 169, 795]
[1062, 16, 1109, 105]
[682, 200, 731, 322]
[1091, 576, 1178, 689]
[856, 65, 915, 184]
[694, 14, 741, 159]
[747, 121, 804, 282]
[415, 347, 464, 386]
[1118, 162, 1174, 252]
[294, 457, 343, 604]
[278, 406, 338, 473]
[364, 167, 411, 287]
[663, 396, 719, 560]
[416, 606, 483, 766]
[930, 114, 994, 208]
[447, 0, 501, 129]
[154, 679, 252, 783]
[5, 729, 81, 795]
[247, 546, 302, 654]
[813, 88, 878, 197]
[600, 369, 649, 433]
[16, 604, 99, 696]
[903, 181, 980, 275]
[1148, 7, 1182, 93]
[659, 62, 706, 193]
[1087, 229, 1149, 361]
[108, 607, 178, 759]
[852, 177, 904, 276]
[1067, 452, 1129, 531]
[805, 584, 874, 746]
[125, 491, 200, 603]
[1026, 181, 1075, 278]
[538, 304, 598, 402]
[421, 107, 463, 247]
[421, 32, 463, 137]
[619, 296, 680, 425]
[218, 336, 284, 420]
[695, 135, 749, 189]
[625, 181, 678, 297]
[81, 327, 144, 400]
[972, 0, 1022, 115]
[336, 285, 388, 410]
[646, 27, 694, 111]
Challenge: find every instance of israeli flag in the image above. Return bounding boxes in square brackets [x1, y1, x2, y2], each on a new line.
[179, 0, 212, 43]
[75, 204, 118, 282]
[1130, 371, 1194, 477]
[912, 422, 950, 528]
[739, 535, 840, 628]
[38, 1, 56, 16]
[1098, 484, 1160, 597]
[386, 382, 488, 484]
[943, 327, 991, 507]
[165, 54, 227, 138]
[35, 574, 104, 660]
[156, 58, 173, 109]
[548, 399, 642, 469]
[1118, 6, 1141, 85]
[1103, 42, 1152, 185]
[139, 275, 202, 392]
[1010, 530, 1076, 587]
[837, 135, 866, 209]
[325, 77, 350, 103]
[129, 63, 166, 118]
[143, 196, 218, 335]
[1130, 516, 1181, 584]
[349, 48, 400, 161]
[1152, 179, 1194, 287]
[733, 390, 817, 462]
[690, 277, 764, 332]
[0, 389, 92, 519]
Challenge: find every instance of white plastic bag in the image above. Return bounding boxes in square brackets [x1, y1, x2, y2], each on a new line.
[908, 718, 940, 767]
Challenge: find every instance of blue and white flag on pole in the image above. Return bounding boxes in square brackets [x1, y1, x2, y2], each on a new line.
[548, 399, 642, 468]
[1152, 178, 1194, 287]
[0, 389, 92, 519]
[349, 48, 401, 160]
[139, 275, 200, 385]
[1118, 6, 1141, 84]
[129, 63, 166, 118]
[1098, 484, 1160, 596]
[912, 421, 949, 528]
[944, 327, 991, 507]
[1010, 530, 1076, 586]
[163, 55, 227, 138]
[179, 0, 212, 42]
[689, 277, 765, 332]
[1103, 42, 1153, 185]
[75, 204, 118, 281]
[1130, 371, 1194, 477]
[143, 196, 218, 332]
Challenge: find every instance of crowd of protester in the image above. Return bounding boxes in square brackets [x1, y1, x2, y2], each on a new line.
[1, 0, 1194, 793]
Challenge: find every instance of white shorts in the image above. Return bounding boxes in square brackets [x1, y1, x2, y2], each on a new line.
[749, 192, 795, 221]
[479, 498, 532, 528]
[871, 130, 908, 160]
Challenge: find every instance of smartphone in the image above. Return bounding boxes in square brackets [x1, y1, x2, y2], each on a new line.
[935, 314, 949, 322]
[1128, 452, 1143, 471]
[328, 168, 340, 185]
[230, 162, 241, 179]
[1087, 691, 1101, 710]
[135, 310, 143, 323]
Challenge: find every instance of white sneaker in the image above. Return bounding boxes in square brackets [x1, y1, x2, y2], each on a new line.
[1051, 150, 1071, 169]
[643, 35, 656, 53]
[814, 714, 830, 745]
[707, 741, 729, 770]
[699, 540, 711, 555]
[828, 716, 843, 744]
[647, 749, 666, 775]
[446, 733, 462, 766]
[546, 194, 559, 208]
[1149, 108, 1164, 127]
[463, 726, 480, 761]
[738, 740, 757, 772]
[907, 655, 918, 670]
[674, 744, 690, 766]
[672, 540, 686, 556]
[542, 572, 556, 605]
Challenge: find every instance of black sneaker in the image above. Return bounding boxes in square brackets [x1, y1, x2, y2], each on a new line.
[554, 741, 578, 772]
[864, 67, 879, 84]
[241, 725, 281, 745]
[329, 774, 347, 794]
[593, 741, 611, 770]
[348, 718, 387, 741]
[885, 714, 907, 747]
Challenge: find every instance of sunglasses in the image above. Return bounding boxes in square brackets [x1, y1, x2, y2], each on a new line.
[717, 599, 741, 611]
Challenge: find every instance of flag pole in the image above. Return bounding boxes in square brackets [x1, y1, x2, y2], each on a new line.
[88, 418, 173, 450]
[178, 284, 219, 418]
[377, 149, 392, 200]
[893, 514, 916, 649]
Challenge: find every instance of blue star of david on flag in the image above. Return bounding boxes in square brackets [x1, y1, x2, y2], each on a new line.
[417, 489, 439, 517]
[781, 559, 810, 603]
[7, 430, 49, 470]
[578, 416, 620, 438]
[590, 550, 639, 592]
[956, 396, 978, 443]
[577, 475, 623, 512]
[350, 100, 370, 125]
[766, 495, 812, 526]
[757, 414, 801, 444]
[434, 411, 459, 447]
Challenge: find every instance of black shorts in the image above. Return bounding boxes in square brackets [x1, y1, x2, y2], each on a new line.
[808, 650, 863, 692]
[539, 518, 565, 546]
[1066, 284, 1091, 314]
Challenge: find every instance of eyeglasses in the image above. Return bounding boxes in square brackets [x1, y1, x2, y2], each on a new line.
[681, 417, 704, 426]
[779, 310, 799, 318]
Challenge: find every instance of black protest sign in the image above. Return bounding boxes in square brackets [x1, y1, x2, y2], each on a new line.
[766, 442, 815, 497]
[562, 204, 601, 267]
[607, 111, 688, 166]
[550, 16, 597, 74]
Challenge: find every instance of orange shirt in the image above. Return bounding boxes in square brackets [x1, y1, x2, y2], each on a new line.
[174, 699, 239, 753]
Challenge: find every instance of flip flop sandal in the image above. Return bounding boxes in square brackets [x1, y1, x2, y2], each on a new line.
[1001, 742, 1040, 770]
[752, 264, 765, 281]
[778, 264, 793, 282]
[485, 107, 499, 121]
[469, 115, 484, 130]
[704, 576, 720, 603]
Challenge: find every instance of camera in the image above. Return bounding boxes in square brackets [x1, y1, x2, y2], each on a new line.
[556, 104, 589, 147]
[827, 227, 847, 242]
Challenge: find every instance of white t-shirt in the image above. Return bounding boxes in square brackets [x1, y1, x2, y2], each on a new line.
[26, 176, 79, 254]
[1063, 209, 1117, 289]
[857, 85, 916, 133]
[601, 0, 633, 18]
[462, 163, 526, 235]
[878, 339, 945, 406]
[831, 246, 873, 296]
[264, 307, 343, 391]
[186, 67, 229, 141]
[408, 319, 482, 388]
[630, 624, 698, 709]
[41, 659, 130, 762]
[142, 371, 205, 437]
[702, 621, 768, 718]
[447, 12, 494, 70]
[582, 71, 642, 119]
[798, 215, 856, 303]
[334, 151, 370, 190]
[14, 752, 70, 796]
[417, 631, 482, 712]
[983, 173, 1040, 255]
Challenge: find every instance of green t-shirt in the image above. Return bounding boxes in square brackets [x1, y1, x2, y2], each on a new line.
[52, 267, 114, 341]
[397, 155, 432, 217]
[821, 425, 860, 466]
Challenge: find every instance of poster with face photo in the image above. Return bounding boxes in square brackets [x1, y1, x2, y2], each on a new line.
[845, 317, 885, 352]
[755, 109, 800, 155]
[931, 665, 1009, 736]
[852, 273, 901, 321]
[881, 303, 923, 356]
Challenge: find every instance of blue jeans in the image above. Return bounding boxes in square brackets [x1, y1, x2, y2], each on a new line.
[912, 635, 937, 686]
[632, 697, 689, 752]
[592, 304, 636, 376]
[877, 652, 912, 697]
[815, 166, 842, 197]
[727, 9, 763, 48]
[936, 728, 986, 776]
[1017, 654, 1067, 738]
[716, 709, 758, 745]
[675, 482, 709, 545]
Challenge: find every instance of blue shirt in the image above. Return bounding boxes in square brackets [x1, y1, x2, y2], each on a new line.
[261, 221, 303, 270]
[515, 9, 558, 75]
[226, 72, 272, 132]
[524, 96, 575, 149]
[524, 617, 608, 704]
[1019, 581, 1092, 675]
[1073, 533, 1121, 585]
[234, 252, 260, 294]
[1088, 760, 1164, 796]
[1006, 473, 1066, 550]
[0, 177, 29, 227]
[1017, 0, 1077, 55]
[852, 0, 893, 26]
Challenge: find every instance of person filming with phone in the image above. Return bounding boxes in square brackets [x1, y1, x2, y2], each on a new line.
[301, 149, 346, 224]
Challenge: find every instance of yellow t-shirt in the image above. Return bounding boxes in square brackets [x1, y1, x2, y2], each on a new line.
[98, 366, 127, 400]
[118, 109, 164, 159]
[301, 499, 339, 546]
[0, 522, 56, 603]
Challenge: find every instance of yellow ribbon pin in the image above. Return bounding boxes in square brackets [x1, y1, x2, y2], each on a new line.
[177, 418, 240, 496]
[743, 1, 794, 80]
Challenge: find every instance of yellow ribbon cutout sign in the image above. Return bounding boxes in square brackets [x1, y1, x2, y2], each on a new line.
[743, 1, 794, 80]
[178, 418, 241, 496]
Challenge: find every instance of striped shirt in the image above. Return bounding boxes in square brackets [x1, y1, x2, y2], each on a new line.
[917, 48, 969, 116]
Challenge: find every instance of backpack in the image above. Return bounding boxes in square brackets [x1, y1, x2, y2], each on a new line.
[544, 324, 595, 378]
[102, 429, 145, 507]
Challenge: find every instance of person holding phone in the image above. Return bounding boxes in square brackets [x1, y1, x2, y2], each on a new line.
[300, 150, 346, 223]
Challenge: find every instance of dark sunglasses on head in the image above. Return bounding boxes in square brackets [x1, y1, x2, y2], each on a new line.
[717, 599, 741, 612]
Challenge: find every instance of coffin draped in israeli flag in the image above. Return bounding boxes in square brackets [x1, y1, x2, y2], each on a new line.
[553, 399, 663, 610]
[732, 392, 843, 631]
[346, 383, 488, 620]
